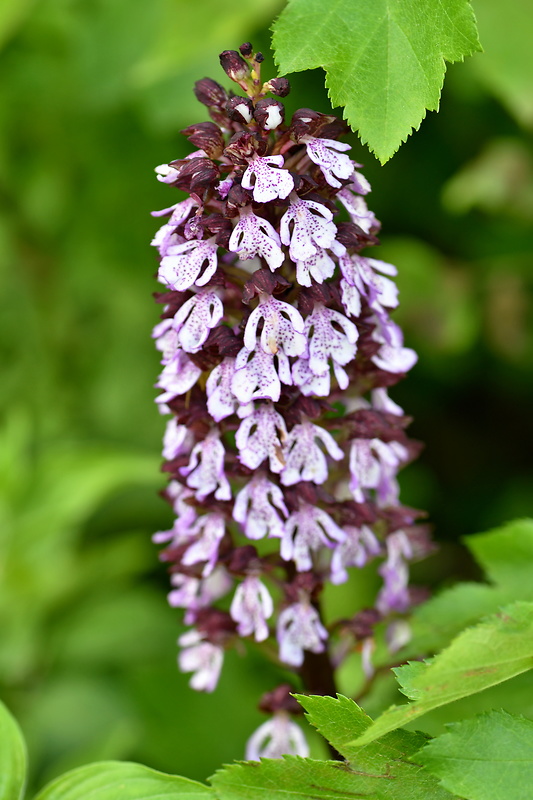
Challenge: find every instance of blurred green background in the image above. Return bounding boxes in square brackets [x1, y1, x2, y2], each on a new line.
[0, 0, 532, 791]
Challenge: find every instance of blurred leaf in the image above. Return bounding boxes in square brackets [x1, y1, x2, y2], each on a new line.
[297, 694, 454, 798]
[0, 0, 36, 50]
[0, 699, 27, 800]
[467, 518, 533, 589]
[443, 138, 533, 220]
[272, 0, 481, 162]
[134, 0, 283, 87]
[34, 761, 211, 800]
[418, 710, 533, 800]
[469, 0, 533, 127]
[354, 601, 533, 745]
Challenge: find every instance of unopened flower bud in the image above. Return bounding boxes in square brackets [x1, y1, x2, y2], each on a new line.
[267, 77, 291, 98]
[239, 42, 253, 57]
[219, 50, 250, 85]
[194, 78, 228, 109]
[227, 96, 254, 124]
[172, 157, 220, 195]
[180, 122, 225, 159]
[254, 98, 285, 131]
[223, 131, 264, 165]
[255, 52, 264, 63]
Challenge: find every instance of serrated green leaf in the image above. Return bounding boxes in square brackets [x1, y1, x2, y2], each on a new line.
[34, 761, 211, 800]
[211, 750, 457, 800]
[295, 694, 455, 799]
[0, 699, 27, 800]
[353, 601, 533, 745]
[418, 710, 533, 800]
[272, 0, 481, 162]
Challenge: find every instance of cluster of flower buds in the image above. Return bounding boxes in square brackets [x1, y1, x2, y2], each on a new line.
[151, 44, 431, 758]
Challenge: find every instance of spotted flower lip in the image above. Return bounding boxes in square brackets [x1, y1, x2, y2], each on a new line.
[277, 600, 328, 667]
[241, 154, 295, 203]
[236, 403, 288, 473]
[281, 419, 344, 486]
[281, 504, 345, 572]
[158, 235, 218, 290]
[233, 474, 288, 540]
[279, 195, 338, 261]
[245, 712, 309, 760]
[232, 342, 292, 404]
[228, 208, 284, 271]
[303, 135, 354, 188]
[178, 629, 224, 692]
[230, 575, 274, 641]
[180, 429, 231, 501]
[243, 295, 306, 357]
[172, 290, 223, 353]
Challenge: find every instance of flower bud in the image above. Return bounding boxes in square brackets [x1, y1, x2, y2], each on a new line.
[223, 131, 265, 165]
[254, 98, 285, 131]
[267, 77, 291, 97]
[219, 50, 250, 85]
[172, 157, 220, 195]
[194, 78, 228, 109]
[239, 42, 253, 57]
[227, 96, 254, 125]
[180, 122, 225, 159]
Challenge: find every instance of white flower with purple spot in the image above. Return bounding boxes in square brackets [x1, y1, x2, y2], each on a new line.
[178, 628, 223, 692]
[158, 235, 218, 291]
[330, 525, 381, 585]
[295, 239, 345, 287]
[228, 209, 284, 271]
[303, 136, 354, 188]
[162, 418, 194, 460]
[169, 566, 232, 625]
[180, 429, 231, 501]
[231, 342, 292, 404]
[205, 357, 253, 422]
[230, 575, 274, 641]
[349, 438, 408, 505]
[241, 155, 294, 203]
[280, 195, 338, 262]
[281, 419, 344, 486]
[277, 600, 328, 667]
[246, 713, 309, 760]
[244, 295, 306, 357]
[151, 197, 198, 256]
[377, 530, 413, 613]
[291, 357, 332, 397]
[233, 474, 288, 540]
[302, 303, 358, 380]
[181, 512, 226, 576]
[236, 403, 287, 473]
[172, 290, 223, 353]
[337, 189, 379, 233]
[155, 351, 201, 405]
[281, 505, 345, 571]
[371, 319, 418, 374]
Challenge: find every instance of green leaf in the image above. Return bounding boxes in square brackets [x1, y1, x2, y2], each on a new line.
[272, 0, 481, 163]
[465, 518, 533, 591]
[296, 694, 455, 799]
[469, 0, 533, 128]
[34, 761, 212, 800]
[353, 601, 533, 745]
[0, 699, 27, 800]
[417, 710, 533, 800]
[211, 751, 457, 800]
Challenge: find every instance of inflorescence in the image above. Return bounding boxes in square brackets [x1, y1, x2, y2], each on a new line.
[151, 45, 430, 759]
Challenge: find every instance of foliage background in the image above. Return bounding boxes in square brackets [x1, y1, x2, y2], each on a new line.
[0, 0, 531, 792]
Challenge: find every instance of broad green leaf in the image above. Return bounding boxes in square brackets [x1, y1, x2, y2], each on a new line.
[0, 699, 27, 800]
[272, 0, 481, 162]
[353, 601, 533, 745]
[211, 751, 457, 800]
[34, 761, 211, 800]
[418, 710, 533, 800]
[465, 518, 533, 590]
[296, 694, 455, 799]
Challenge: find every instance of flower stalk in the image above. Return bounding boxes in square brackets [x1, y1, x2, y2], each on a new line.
[151, 44, 430, 758]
